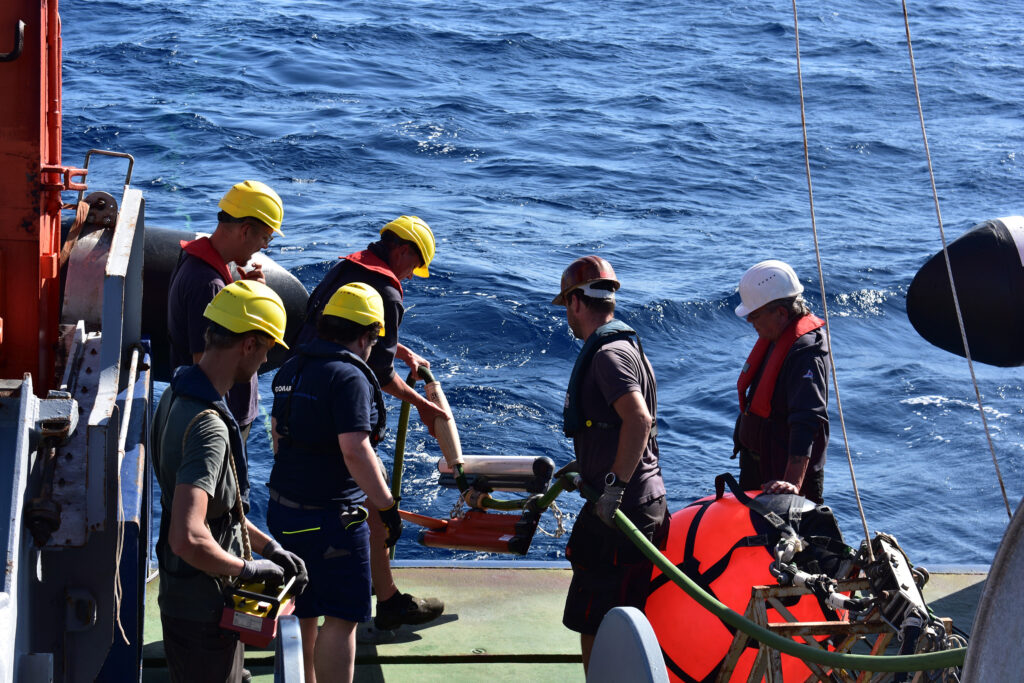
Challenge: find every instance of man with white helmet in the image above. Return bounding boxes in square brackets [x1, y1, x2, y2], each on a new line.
[168, 180, 285, 440]
[296, 215, 446, 630]
[733, 259, 831, 503]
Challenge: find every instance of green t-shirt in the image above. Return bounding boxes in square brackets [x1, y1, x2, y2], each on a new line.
[152, 386, 245, 622]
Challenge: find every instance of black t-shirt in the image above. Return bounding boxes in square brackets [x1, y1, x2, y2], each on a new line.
[296, 245, 404, 388]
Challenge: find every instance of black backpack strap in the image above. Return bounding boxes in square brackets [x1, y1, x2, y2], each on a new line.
[629, 333, 658, 440]
[275, 355, 309, 443]
[714, 472, 799, 544]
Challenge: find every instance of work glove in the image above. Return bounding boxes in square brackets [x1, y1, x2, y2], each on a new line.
[378, 500, 403, 548]
[554, 460, 580, 492]
[595, 482, 626, 529]
[238, 558, 285, 584]
[262, 539, 309, 595]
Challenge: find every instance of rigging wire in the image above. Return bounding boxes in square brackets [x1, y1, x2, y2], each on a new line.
[900, 0, 1012, 520]
[789, 0, 875, 561]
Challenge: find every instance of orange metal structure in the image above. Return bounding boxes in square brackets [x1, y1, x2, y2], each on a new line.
[0, 0, 85, 393]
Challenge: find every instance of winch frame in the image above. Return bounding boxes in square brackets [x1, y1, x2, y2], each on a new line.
[719, 578, 954, 683]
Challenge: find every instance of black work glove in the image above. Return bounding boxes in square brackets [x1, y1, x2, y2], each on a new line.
[595, 482, 626, 528]
[238, 558, 285, 583]
[262, 539, 309, 595]
[378, 500, 403, 548]
[554, 460, 580, 492]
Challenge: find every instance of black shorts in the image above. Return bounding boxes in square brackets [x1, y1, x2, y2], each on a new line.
[161, 612, 244, 683]
[266, 498, 372, 622]
[562, 495, 669, 635]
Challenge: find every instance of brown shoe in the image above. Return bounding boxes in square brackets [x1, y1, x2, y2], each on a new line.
[374, 592, 444, 630]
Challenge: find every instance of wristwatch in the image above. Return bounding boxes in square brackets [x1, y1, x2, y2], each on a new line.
[605, 472, 628, 488]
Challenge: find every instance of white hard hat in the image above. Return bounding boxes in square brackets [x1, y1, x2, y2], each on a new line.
[735, 260, 803, 318]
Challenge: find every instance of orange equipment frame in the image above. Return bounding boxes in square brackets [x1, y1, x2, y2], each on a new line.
[0, 0, 86, 393]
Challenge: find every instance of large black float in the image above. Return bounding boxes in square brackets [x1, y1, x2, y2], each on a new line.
[143, 225, 309, 382]
[906, 216, 1024, 367]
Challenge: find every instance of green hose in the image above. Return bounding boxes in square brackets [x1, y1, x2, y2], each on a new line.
[477, 477, 569, 511]
[389, 369, 418, 559]
[600, 487, 967, 672]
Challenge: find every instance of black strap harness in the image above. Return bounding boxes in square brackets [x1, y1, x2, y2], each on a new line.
[563, 319, 658, 439]
[154, 390, 244, 580]
[276, 346, 387, 453]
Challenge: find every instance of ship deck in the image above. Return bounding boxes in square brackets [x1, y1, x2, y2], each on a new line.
[141, 562, 987, 682]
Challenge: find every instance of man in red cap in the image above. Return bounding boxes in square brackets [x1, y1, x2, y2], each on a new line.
[552, 255, 668, 674]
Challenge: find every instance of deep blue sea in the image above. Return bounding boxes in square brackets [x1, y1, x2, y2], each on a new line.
[61, 1, 1024, 567]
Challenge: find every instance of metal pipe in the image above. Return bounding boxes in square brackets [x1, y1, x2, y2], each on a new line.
[117, 346, 140, 458]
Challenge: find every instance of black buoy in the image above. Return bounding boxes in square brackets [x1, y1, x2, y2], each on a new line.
[906, 216, 1024, 367]
[143, 225, 309, 382]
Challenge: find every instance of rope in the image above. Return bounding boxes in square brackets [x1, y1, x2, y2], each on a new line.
[533, 500, 567, 539]
[790, 0, 875, 561]
[113, 346, 142, 645]
[226, 433, 253, 562]
[58, 200, 89, 268]
[113, 471, 130, 645]
[899, 0, 1012, 520]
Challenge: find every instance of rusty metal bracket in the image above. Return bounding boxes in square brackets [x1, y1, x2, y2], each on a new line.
[40, 165, 88, 192]
[76, 149, 135, 204]
[0, 19, 25, 63]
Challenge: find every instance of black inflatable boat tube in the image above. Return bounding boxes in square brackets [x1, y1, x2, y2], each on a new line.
[143, 225, 309, 382]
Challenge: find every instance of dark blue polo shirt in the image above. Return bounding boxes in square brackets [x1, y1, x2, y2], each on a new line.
[167, 251, 259, 426]
[269, 339, 381, 506]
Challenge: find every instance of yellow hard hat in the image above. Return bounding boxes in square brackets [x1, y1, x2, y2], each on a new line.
[323, 282, 386, 336]
[204, 280, 289, 348]
[381, 215, 434, 277]
[218, 180, 285, 235]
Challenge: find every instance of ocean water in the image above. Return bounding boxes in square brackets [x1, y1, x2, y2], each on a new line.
[62, 0, 1024, 566]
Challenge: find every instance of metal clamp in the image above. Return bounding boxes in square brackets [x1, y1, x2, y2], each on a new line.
[0, 20, 25, 63]
[40, 165, 88, 192]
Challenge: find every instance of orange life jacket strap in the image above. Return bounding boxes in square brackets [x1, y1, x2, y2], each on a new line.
[342, 250, 403, 297]
[179, 236, 233, 284]
[737, 314, 824, 418]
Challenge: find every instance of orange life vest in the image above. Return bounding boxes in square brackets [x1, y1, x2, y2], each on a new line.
[343, 250, 403, 298]
[737, 314, 825, 418]
[178, 236, 233, 284]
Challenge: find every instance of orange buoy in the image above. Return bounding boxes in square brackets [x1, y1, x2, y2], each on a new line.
[645, 491, 846, 682]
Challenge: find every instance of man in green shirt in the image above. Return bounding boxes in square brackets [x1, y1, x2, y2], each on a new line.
[153, 280, 307, 683]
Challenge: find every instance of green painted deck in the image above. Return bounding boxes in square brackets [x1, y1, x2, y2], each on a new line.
[142, 565, 987, 682]
[143, 564, 584, 682]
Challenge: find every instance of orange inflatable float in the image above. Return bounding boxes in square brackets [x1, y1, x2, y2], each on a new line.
[645, 489, 848, 682]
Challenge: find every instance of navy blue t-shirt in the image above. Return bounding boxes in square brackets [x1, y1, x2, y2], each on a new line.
[269, 339, 381, 506]
[167, 251, 259, 426]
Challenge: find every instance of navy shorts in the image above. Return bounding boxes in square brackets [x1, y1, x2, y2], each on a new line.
[562, 495, 669, 635]
[266, 498, 372, 622]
